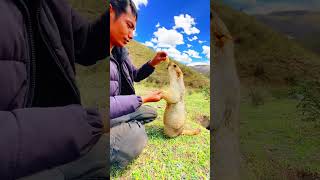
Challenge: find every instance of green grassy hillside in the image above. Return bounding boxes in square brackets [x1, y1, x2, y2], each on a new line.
[255, 11, 320, 56]
[215, 3, 320, 86]
[68, 0, 106, 20]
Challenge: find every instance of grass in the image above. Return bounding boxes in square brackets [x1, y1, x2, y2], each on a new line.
[110, 83, 210, 179]
[239, 98, 320, 179]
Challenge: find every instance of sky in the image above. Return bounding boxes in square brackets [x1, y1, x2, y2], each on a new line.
[220, 0, 320, 14]
[131, 0, 210, 66]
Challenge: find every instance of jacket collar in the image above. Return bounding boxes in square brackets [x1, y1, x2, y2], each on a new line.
[111, 46, 129, 64]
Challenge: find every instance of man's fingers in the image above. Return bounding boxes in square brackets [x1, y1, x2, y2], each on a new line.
[157, 51, 167, 59]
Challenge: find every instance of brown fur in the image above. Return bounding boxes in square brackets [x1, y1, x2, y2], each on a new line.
[162, 61, 201, 138]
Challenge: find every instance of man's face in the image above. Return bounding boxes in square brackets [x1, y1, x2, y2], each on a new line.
[110, 5, 136, 47]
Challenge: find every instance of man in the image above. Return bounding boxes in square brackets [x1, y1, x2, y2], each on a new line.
[110, 0, 167, 168]
[0, 0, 108, 179]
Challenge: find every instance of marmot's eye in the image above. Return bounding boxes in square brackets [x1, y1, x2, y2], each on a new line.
[173, 65, 177, 68]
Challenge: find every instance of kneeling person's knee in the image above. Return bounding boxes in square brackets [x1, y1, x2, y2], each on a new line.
[111, 121, 147, 168]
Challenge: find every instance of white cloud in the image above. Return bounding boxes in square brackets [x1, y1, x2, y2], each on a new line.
[187, 44, 192, 48]
[152, 27, 184, 48]
[144, 41, 154, 48]
[183, 49, 201, 59]
[156, 47, 192, 63]
[187, 36, 198, 41]
[132, 0, 148, 10]
[173, 14, 200, 35]
[156, 22, 160, 28]
[202, 45, 210, 59]
[198, 40, 206, 44]
[133, 30, 137, 37]
[151, 38, 157, 43]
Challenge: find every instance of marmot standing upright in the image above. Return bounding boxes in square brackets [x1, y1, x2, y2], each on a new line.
[162, 61, 201, 138]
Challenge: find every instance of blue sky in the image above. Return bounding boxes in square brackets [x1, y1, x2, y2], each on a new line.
[132, 0, 210, 66]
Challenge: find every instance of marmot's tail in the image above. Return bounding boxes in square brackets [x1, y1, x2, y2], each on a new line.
[181, 128, 201, 136]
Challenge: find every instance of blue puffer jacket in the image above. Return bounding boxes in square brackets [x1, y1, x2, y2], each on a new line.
[110, 47, 154, 121]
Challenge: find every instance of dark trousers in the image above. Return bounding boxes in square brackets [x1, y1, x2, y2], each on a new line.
[110, 105, 157, 168]
[19, 134, 108, 180]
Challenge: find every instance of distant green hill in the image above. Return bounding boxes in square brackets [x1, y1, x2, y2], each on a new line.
[68, 0, 106, 20]
[126, 41, 210, 89]
[255, 10, 320, 56]
[214, 3, 320, 86]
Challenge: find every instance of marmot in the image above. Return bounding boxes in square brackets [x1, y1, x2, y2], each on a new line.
[162, 61, 201, 138]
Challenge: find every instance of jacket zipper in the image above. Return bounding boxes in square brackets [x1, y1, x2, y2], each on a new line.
[20, 1, 36, 107]
[36, 4, 81, 104]
[120, 62, 135, 94]
[111, 54, 136, 95]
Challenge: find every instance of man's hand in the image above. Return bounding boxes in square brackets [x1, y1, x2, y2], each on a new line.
[141, 90, 163, 103]
[149, 51, 168, 67]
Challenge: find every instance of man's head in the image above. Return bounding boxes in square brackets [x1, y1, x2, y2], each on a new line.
[110, 0, 138, 48]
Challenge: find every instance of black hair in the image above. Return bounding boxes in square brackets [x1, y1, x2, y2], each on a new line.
[110, 0, 138, 21]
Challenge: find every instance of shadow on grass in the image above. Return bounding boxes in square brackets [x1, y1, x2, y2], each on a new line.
[145, 124, 169, 140]
[110, 164, 130, 178]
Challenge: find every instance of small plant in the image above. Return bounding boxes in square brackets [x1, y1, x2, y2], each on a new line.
[291, 80, 320, 122]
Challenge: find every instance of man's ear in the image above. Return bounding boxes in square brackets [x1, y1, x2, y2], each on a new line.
[110, 4, 115, 19]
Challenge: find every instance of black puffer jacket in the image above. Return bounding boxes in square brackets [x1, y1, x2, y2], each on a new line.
[0, 0, 108, 179]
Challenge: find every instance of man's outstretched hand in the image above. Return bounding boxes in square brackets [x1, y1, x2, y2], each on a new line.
[141, 90, 163, 103]
[149, 51, 168, 67]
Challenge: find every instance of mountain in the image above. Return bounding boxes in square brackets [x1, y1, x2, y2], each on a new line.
[126, 41, 210, 89]
[255, 10, 320, 56]
[187, 64, 210, 77]
[214, 3, 320, 86]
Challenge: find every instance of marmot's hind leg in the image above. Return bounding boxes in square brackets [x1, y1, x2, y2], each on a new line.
[181, 128, 201, 136]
